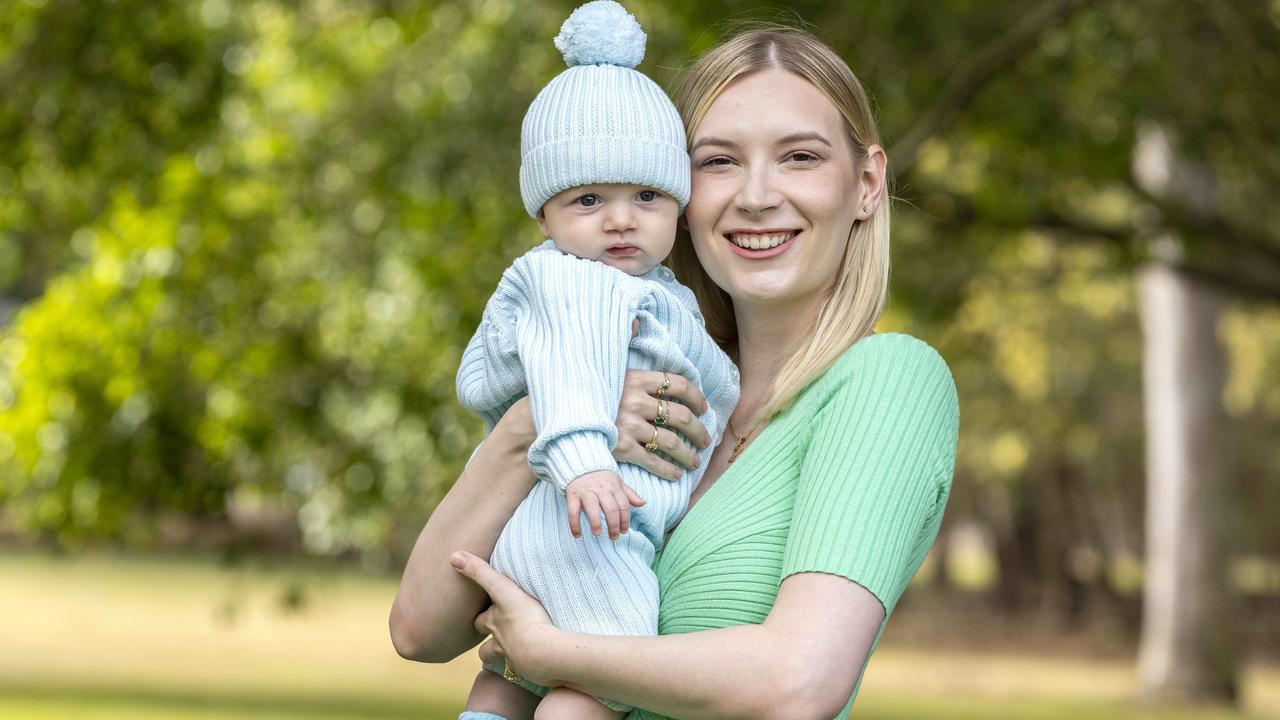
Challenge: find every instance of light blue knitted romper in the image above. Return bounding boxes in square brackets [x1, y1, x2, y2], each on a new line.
[456, 241, 739, 709]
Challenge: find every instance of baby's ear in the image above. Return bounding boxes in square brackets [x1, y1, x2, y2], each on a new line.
[677, 213, 689, 232]
[536, 208, 550, 236]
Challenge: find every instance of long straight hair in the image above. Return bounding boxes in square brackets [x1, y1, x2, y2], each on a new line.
[670, 26, 892, 424]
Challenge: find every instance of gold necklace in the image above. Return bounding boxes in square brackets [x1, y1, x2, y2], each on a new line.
[726, 416, 759, 464]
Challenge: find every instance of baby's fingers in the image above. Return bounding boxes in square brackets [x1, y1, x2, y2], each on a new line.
[622, 483, 645, 509]
[614, 486, 636, 536]
[583, 494, 604, 537]
[601, 494, 622, 540]
[567, 493, 583, 538]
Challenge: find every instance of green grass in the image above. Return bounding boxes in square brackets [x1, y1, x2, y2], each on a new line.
[1, 551, 1276, 719]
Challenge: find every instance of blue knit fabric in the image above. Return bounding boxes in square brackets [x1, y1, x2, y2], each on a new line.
[456, 241, 739, 710]
[519, 1, 689, 217]
[459, 713, 509, 720]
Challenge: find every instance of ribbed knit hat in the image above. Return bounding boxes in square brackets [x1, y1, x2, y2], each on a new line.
[519, 1, 690, 218]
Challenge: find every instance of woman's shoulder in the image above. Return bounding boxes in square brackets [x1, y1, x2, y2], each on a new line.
[807, 332, 957, 419]
[835, 331, 950, 375]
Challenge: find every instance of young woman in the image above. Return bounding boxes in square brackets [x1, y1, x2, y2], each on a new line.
[391, 26, 959, 720]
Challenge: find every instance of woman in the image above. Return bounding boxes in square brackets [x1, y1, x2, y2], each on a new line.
[391, 26, 959, 720]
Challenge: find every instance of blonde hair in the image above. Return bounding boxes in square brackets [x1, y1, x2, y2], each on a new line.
[670, 25, 892, 424]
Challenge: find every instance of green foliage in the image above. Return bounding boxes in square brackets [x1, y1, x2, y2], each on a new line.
[1, 0, 1277, 570]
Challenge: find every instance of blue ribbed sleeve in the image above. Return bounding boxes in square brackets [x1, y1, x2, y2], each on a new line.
[458, 243, 652, 492]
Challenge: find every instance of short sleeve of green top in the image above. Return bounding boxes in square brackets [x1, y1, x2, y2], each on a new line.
[627, 333, 959, 720]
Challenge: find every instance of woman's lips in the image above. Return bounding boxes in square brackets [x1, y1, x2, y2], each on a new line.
[724, 231, 799, 259]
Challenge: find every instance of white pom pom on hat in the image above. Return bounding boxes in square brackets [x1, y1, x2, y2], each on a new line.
[519, 1, 689, 218]
[554, 0, 646, 68]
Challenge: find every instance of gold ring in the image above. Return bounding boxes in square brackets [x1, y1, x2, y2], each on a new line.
[503, 660, 521, 683]
[644, 424, 660, 453]
[655, 373, 671, 397]
[655, 398, 669, 426]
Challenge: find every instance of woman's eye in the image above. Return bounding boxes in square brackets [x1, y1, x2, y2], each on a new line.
[788, 151, 820, 163]
[637, 190, 658, 202]
[576, 194, 600, 207]
[700, 156, 732, 167]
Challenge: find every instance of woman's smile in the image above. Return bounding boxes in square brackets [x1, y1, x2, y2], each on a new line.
[724, 229, 801, 259]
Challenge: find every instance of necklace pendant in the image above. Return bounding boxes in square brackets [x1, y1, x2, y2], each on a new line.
[728, 436, 748, 464]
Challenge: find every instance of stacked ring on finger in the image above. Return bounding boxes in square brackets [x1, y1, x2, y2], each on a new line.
[645, 424, 660, 453]
[655, 373, 671, 397]
[655, 398, 670, 426]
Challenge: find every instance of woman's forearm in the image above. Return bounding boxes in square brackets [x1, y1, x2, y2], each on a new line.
[518, 573, 881, 720]
[389, 413, 535, 662]
[539, 623, 821, 720]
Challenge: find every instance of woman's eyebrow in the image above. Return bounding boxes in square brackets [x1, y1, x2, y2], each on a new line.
[776, 131, 831, 147]
[691, 132, 832, 153]
[689, 136, 738, 152]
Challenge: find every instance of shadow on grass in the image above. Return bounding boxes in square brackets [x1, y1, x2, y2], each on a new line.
[0, 682, 462, 720]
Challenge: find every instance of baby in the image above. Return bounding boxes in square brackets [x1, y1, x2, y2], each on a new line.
[454, 3, 738, 719]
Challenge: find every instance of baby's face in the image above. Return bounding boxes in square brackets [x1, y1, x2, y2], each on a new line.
[537, 184, 678, 275]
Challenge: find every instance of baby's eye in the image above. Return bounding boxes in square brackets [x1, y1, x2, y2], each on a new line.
[637, 190, 658, 202]
[575, 194, 601, 207]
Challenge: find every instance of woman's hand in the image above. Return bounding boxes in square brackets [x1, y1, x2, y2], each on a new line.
[451, 550, 561, 687]
[614, 369, 712, 481]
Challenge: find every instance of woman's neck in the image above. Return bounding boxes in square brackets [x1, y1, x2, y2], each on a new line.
[731, 296, 822, 425]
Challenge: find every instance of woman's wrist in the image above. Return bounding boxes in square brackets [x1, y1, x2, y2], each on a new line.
[521, 624, 573, 688]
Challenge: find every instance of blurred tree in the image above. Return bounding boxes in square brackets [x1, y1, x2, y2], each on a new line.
[877, 0, 1280, 703]
[0, 0, 233, 320]
[0, 7, 1277, 706]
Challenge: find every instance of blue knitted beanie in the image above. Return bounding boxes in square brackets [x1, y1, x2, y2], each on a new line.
[519, 1, 690, 218]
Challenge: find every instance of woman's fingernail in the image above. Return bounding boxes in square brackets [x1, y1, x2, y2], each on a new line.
[450, 553, 467, 570]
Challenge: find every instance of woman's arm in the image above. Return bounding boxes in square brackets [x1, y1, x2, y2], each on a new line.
[457, 552, 883, 720]
[390, 366, 710, 663]
[388, 399, 538, 662]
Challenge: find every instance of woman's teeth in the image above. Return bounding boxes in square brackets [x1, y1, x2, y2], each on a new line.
[728, 232, 794, 250]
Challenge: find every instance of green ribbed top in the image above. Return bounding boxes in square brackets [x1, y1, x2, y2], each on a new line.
[627, 333, 959, 720]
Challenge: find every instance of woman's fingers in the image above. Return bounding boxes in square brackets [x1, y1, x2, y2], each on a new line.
[621, 370, 712, 448]
[664, 398, 713, 449]
[477, 637, 505, 665]
[637, 369, 708, 415]
[450, 551, 523, 606]
[614, 434, 684, 480]
[631, 420, 701, 472]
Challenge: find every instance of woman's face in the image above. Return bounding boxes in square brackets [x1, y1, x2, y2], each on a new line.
[685, 70, 873, 315]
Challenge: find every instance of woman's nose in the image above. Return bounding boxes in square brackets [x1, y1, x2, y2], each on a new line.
[735, 164, 781, 217]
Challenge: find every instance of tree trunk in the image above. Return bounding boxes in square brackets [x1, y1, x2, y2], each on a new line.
[1136, 259, 1238, 704]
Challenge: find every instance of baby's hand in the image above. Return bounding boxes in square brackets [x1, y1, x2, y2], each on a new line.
[565, 470, 645, 540]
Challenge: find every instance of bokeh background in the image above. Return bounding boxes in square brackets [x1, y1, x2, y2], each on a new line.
[1, 0, 1278, 718]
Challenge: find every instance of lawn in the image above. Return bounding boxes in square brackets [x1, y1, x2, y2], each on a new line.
[1, 551, 1276, 719]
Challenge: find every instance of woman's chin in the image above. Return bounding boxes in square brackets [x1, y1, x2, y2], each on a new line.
[726, 274, 814, 309]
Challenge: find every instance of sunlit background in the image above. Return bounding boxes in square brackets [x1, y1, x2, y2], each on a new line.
[1, 0, 1278, 718]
